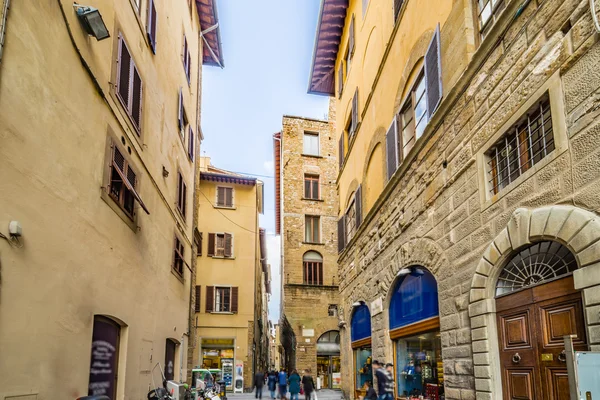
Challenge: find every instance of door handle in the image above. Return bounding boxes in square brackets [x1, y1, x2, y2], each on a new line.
[512, 353, 522, 364]
[558, 350, 566, 363]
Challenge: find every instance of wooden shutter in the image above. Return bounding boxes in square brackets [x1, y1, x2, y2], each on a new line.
[386, 119, 398, 180]
[178, 88, 183, 130]
[231, 287, 239, 313]
[349, 15, 355, 55]
[181, 179, 187, 218]
[146, 0, 157, 53]
[338, 66, 343, 98]
[225, 188, 233, 207]
[350, 89, 358, 135]
[205, 286, 214, 313]
[355, 185, 362, 228]
[195, 285, 201, 312]
[131, 66, 142, 132]
[425, 24, 442, 118]
[188, 127, 194, 160]
[224, 233, 232, 257]
[117, 36, 132, 109]
[338, 136, 345, 170]
[207, 233, 215, 256]
[337, 217, 346, 253]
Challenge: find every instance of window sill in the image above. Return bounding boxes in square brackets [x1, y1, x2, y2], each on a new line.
[176, 207, 187, 226]
[302, 241, 324, 246]
[302, 198, 324, 202]
[171, 268, 185, 283]
[214, 205, 236, 210]
[210, 311, 234, 315]
[100, 190, 137, 233]
[210, 256, 236, 260]
[302, 154, 323, 159]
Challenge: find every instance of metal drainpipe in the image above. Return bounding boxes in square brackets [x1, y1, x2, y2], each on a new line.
[0, 0, 10, 65]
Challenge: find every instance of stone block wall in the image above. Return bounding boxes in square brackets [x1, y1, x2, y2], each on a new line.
[336, 0, 600, 399]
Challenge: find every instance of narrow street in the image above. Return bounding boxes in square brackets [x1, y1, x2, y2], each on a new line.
[228, 390, 343, 400]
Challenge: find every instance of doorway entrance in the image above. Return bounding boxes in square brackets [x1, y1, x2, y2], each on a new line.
[495, 242, 587, 399]
[317, 331, 341, 389]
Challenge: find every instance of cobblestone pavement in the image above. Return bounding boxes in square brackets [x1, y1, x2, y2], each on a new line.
[226, 389, 343, 400]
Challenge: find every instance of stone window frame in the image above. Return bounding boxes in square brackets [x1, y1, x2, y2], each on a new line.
[476, 72, 568, 209]
[468, 206, 600, 397]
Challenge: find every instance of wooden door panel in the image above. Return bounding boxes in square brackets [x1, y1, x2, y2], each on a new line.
[505, 368, 535, 400]
[545, 368, 570, 400]
[501, 312, 533, 349]
[538, 296, 586, 348]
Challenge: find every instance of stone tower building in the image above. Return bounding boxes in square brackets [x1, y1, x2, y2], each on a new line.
[274, 105, 342, 388]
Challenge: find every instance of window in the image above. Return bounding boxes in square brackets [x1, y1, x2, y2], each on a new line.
[399, 73, 427, 159]
[206, 286, 239, 313]
[116, 35, 143, 133]
[108, 142, 148, 219]
[172, 236, 184, 276]
[303, 251, 323, 285]
[328, 304, 339, 317]
[338, 185, 362, 253]
[176, 172, 187, 219]
[165, 339, 177, 381]
[207, 233, 233, 258]
[303, 132, 320, 156]
[88, 316, 120, 398]
[182, 35, 191, 84]
[305, 215, 320, 243]
[133, 0, 141, 11]
[345, 200, 356, 244]
[195, 231, 203, 256]
[338, 64, 344, 98]
[178, 88, 188, 143]
[344, 45, 352, 78]
[216, 186, 234, 207]
[146, 0, 157, 53]
[486, 95, 553, 195]
[477, 0, 506, 39]
[188, 126, 195, 161]
[304, 174, 320, 200]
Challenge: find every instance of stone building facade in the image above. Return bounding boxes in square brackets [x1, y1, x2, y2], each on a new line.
[274, 110, 342, 388]
[308, 0, 600, 399]
[0, 1, 222, 398]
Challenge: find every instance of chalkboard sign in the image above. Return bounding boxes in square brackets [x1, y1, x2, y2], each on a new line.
[88, 317, 120, 399]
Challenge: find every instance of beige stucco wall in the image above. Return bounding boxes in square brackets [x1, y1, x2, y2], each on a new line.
[193, 165, 262, 390]
[0, 1, 203, 399]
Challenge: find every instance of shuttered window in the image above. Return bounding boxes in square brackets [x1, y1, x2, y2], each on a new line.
[108, 142, 149, 219]
[345, 198, 356, 244]
[188, 126, 195, 161]
[355, 185, 363, 228]
[386, 119, 399, 181]
[215, 287, 231, 312]
[349, 15, 355, 56]
[338, 136, 345, 170]
[305, 215, 320, 243]
[477, 0, 506, 39]
[208, 233, 233, 258]
[194, 286, 201, 312]
[196, 232, 203, 256]
[350, 89, 359, 136]
[172, 236, 184, 277]
[399, 73, 426, 160]
[183, 35, 191, 84]
[337, 216, 346, 253]
[304, 174, 320, 200]
[205, 286, 214, 313]
[146, 0, 158, 53]
[209, 286, 239, 313]
[425, 25, 442, 119]
[117, 35, 143, 134]
[177, 172, 187, 219]
[216, 187, 234, 207]
[177, 88, 188, 143]
[338, 65, 344, 98]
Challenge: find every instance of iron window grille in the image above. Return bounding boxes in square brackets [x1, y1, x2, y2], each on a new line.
[477, 0, 506, 39]
[495, 241, 578, 297]
[303, 261, 323, 285]
[486, 95, 553, 195]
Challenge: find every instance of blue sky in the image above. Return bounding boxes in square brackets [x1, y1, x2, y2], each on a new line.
[201, 0, 329, 323]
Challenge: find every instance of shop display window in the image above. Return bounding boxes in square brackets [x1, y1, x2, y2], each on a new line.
[395, 331, 443, 399]
[355, 347, 372, 390]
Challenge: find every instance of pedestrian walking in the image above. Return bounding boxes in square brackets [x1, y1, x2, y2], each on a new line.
[365, 381, 377, 400]
[278, 369, 288, 400]
[301, 369, 315, 400]
[268, 370, 277, 399]
[372, 360, 394, 400]
[288, 370, 301, 400]
[254, 370, 265, 399]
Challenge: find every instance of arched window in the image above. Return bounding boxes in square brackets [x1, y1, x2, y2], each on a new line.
[318, 330, 340, 344]
[495, 241, 578, 297]
[303, 251, 323, 285]
[389, 267, 439, 331]
[351, 304, 371, 343]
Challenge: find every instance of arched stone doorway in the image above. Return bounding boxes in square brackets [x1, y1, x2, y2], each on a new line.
[317, 330, 341, 389]
[469, 206, 600, 399]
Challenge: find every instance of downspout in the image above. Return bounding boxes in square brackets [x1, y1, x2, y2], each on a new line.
[0, 0, 10, 65]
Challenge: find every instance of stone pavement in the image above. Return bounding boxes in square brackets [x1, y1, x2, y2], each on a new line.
[227, 389, 343, 400]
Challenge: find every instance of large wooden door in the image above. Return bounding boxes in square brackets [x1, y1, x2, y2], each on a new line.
[496, 276, 587, 400]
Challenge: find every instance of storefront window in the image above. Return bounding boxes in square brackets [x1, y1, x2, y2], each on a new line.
[355, 347, 372, 390]
[395, 331, 443, 399]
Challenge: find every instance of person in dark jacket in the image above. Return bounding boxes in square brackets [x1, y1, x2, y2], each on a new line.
[288, 370, 301, 400]
[268, 371, 278, 399]
[301, 369, 315, 400]
[365, 381, 377, 400]
[373, 360, 394, 400]
[254, 370, 265, 399]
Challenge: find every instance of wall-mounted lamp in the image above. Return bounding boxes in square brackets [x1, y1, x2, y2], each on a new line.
[74, 3, 110, 41]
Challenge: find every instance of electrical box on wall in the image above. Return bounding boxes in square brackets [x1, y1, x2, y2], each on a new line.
[9, 221, 22, 237]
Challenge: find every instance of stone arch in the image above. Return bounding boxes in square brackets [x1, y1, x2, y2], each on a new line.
[343, 178, 359, 211]
[392, 29, 434, 112]
[468, 206, 600, 398]
[361, 25, 381, 93]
